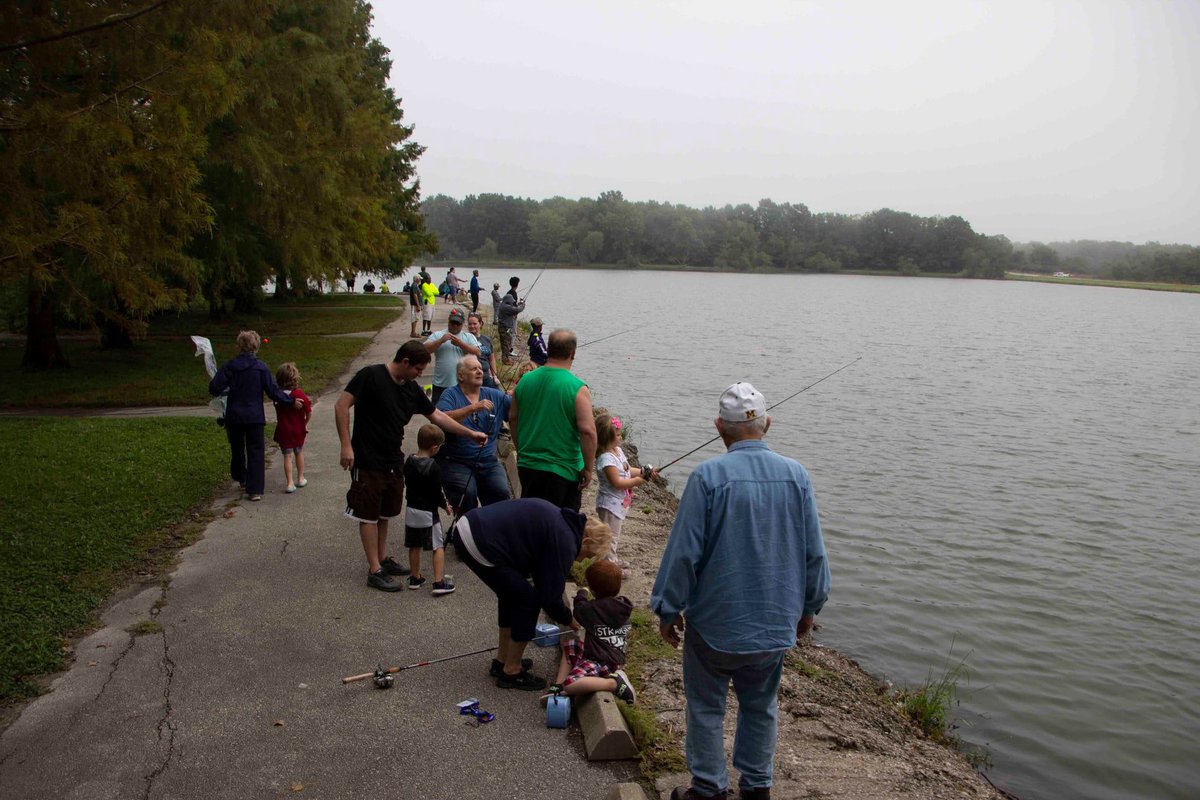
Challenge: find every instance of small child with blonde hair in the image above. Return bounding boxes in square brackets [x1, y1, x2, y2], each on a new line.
[273, 362, 312, 493]
[404, 424, 455, 595]
[594, 413, 654, 567]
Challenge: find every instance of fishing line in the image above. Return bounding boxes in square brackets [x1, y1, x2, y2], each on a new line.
[656, 355, 862, 473]
[520, 264, 548, 303]
[576, 328, 635, 350]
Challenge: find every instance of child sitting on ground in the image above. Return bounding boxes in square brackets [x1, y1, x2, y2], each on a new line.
[273, 362, 313, 493]
[594, 413, 654, 568]
[547, 559, 635, 704]
[404, 424, 455, 596]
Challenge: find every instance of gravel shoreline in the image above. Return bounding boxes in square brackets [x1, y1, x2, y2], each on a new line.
[583, 435, 1013, 800]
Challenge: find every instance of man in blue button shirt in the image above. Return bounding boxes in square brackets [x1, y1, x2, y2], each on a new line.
[651, 382, 831, 800]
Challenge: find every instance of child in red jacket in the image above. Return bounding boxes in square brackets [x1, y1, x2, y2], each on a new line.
[273, 362, 313, 493]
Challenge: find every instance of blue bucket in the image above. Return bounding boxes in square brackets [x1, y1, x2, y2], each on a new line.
[533, 623, 560, 647]
[546, 694, 571, 728]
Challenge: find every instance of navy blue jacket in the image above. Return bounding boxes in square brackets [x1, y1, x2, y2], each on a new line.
[209, 353, 293, 425]
[464, 498, 585, 626]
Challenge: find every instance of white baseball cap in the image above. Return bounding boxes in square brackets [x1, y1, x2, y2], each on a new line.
[718, 382, 767, 422]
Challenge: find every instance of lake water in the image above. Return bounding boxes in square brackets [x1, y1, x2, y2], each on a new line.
[439, 267, 1198, 800]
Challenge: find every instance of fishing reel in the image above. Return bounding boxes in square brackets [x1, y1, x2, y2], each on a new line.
[372, 665, 394, 689]
[642, 464, 655, 480]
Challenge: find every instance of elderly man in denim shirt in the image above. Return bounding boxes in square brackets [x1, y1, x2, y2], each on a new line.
[651, 382, 831, 800]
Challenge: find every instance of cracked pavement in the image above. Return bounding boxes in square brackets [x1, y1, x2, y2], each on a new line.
[0, 307, 637, 799]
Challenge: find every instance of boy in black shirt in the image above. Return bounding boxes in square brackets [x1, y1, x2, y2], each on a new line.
[404, 424, 454, 595]
[549, 559, 635, 703]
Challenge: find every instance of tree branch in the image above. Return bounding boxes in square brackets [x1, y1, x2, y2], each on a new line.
[0, 0, 177, 54]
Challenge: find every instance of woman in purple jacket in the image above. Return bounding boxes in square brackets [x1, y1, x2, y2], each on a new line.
[209, 330, 301, 500]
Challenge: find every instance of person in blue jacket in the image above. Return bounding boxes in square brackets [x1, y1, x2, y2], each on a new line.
[209, 330, 303, 501]
[652, 382, 831, 800]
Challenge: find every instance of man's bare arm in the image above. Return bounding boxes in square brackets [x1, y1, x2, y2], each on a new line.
[575, 385, 597, 488]
[334, 391, 356, 470]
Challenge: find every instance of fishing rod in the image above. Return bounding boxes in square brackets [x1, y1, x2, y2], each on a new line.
[576, 328, 635, 350]
[343, 645, 500, 684]
[520, 264, 548, 303]
[656, 355, 862, 473]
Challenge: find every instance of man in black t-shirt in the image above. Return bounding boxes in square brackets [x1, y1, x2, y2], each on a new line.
[335, 341, 487, 591]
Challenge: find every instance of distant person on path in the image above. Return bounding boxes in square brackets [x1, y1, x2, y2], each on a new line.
[527, 317, 548, 366]
[490, 282, 502, 326]
[379, 281, 390, 294]
[407, 277, 422, 337]
[363, 279, 375, 293]
[404, 424, 455, 596]
[424, 307, 481, 404]
[272, 362, 313, 494]
[335, 341, 487, 592]
[451, 498, 599, 690]
[546, 559, 636, 704]
[509, 329, 597, 512]
[469, 269, 482, 312]
[435, 355, 512, 512]
[419, 274, 438, 334]
[209, 330, 303, 501]
[594, 413, 654, 567]
[497, 276, 525, 364]
[651, 382, 831, 800]
[445, 267, 460, 304]
[467, 312, 500, 389]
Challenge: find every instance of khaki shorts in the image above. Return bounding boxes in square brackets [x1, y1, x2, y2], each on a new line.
[344, 467, 404, 523]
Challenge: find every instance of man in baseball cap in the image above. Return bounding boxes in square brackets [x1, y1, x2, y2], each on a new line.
[424, 306, 481, 404]
[652, 381, 831, 800]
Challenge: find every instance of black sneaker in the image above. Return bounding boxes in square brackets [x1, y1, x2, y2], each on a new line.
[379, 556, 410, 576]
[739, 788, 770, 800]
[367, 570, 402, 592]
[611, 669, 636, 704]
[431, 580, 455, 596]
[489, 657, 534, 678]
[407, 575, 427, 590]
[496, 670, 547, 691]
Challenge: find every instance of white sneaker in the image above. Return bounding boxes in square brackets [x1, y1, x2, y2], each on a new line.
[285, 484, 297, 493]
[296, 478, 308, 488]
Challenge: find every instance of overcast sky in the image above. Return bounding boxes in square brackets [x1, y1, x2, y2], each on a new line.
[371, 0, 1199, 245]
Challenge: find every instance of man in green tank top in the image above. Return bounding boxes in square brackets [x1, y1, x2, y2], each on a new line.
[509, 329, 597, 512]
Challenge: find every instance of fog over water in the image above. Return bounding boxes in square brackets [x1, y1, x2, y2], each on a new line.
[444, 267, 1198, 800]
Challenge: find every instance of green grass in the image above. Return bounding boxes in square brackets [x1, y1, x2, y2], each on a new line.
[895, 647, 971, 741]
[147, 305, 402, 337]
[0, 417, 229, 701]
[0, 335, 366, 408]
[619, 608, 687, 779]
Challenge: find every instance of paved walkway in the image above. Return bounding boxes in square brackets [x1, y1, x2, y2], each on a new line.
[0, 304, 635, 799]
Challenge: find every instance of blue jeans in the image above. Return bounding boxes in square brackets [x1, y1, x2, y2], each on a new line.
[683, 630, 786, 796]
[439, 456, 511, 511]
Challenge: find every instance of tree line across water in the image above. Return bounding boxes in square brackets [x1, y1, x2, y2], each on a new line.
[2, 1, 433, 369]
[422, 192, 1200, 286]
[6, 3, 1198, 372]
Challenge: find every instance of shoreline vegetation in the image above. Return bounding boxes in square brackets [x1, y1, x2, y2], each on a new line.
[578, 432, 1013, 799]
[427, 257, 1200, 294]
[4, 301, 1015, 798]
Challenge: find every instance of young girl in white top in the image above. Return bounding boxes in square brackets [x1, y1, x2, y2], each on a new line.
[594, 414, 655, 567]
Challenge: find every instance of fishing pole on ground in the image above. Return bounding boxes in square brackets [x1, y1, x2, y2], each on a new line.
[653, 355, 863, 474]
[343, 644, 501, 686]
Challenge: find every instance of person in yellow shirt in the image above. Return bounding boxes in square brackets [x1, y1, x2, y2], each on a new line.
[419, 274, 439, 335]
